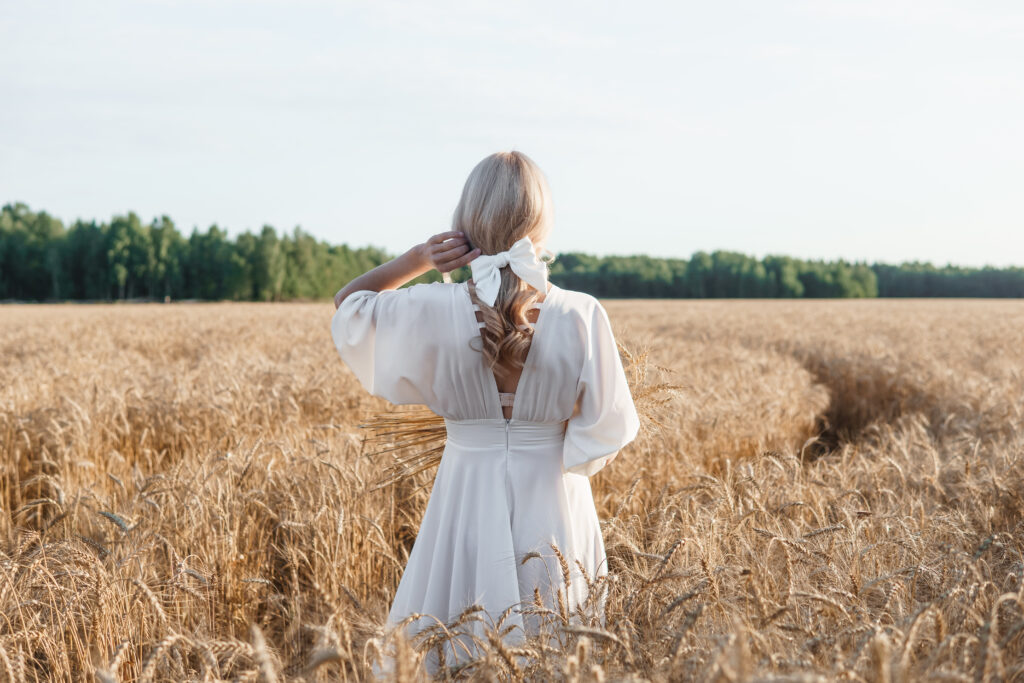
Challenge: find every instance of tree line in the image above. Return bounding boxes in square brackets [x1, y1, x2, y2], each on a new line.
[2, 203, 1022, 301]
[0, 203, 386, 302]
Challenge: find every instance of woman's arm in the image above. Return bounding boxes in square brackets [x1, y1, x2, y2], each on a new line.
[333, 231, 480, 309]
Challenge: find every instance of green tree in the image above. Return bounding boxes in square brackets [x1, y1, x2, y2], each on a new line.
[253, 226, 286, 301]
[149, 216, 185, 299]
[107, 212, 152, 299]
[0, 203, 65, 299]
[64, 219, 110, 299]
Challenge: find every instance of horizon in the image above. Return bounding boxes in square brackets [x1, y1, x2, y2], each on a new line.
[7, 199, 1023, 271]
[3, 1, 1023, 268]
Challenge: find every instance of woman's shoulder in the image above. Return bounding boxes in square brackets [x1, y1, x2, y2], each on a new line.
[382, 279, 466, 303]
[544, 285, 609, 332]
[547, 284, 602, 315]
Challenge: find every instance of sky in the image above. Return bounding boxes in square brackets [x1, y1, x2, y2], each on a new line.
[2, 0, 1023, 267]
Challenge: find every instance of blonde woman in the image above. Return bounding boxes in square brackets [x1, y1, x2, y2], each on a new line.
[331, 151, 639, 672]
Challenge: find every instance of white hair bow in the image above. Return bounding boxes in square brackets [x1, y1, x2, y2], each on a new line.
[469, 236, 549, 306]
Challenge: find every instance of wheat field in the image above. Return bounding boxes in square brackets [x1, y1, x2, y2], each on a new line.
[1, 299, 1022, 682]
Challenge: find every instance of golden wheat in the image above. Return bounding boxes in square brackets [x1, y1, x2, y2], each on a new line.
[1, 299, 1022, 681]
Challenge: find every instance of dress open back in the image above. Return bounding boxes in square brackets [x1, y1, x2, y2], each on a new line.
[330, 280, 640, 669]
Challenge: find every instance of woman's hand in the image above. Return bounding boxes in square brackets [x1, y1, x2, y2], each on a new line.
[414, 231, 481, 274]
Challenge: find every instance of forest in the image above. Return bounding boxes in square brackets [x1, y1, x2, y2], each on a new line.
[2, 202, 1022, 301]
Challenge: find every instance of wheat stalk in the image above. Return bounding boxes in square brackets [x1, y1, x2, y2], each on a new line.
[2, 300, 1023, 681]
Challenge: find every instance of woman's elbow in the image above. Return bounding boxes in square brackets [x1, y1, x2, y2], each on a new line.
[333, 287, 350, 310]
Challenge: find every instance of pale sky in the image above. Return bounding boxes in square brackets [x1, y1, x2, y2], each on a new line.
[2, 0, 1023, 267]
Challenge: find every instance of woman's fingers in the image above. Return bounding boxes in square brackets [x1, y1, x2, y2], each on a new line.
[432, 239, 471, 263]
[439, 248, 481, 272]
[427, 230, 464, 246]
[425, 231, 480, 273]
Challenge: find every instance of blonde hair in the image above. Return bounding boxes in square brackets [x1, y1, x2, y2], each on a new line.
[452, 150, 554, 378]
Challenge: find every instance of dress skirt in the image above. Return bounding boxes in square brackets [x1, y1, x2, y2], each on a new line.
[381, 418, 609, 671]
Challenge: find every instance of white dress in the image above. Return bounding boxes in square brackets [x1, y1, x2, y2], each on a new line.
[330, 280, 640, 669]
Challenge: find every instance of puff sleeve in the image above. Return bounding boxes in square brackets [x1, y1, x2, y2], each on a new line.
[562, 300, 641, 476]
[330, 285, 440, 406]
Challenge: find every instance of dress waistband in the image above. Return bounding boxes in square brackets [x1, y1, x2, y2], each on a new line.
[443, 418, 567, 448]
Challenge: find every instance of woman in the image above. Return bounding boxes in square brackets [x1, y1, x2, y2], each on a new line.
[331, 151, 640, 672]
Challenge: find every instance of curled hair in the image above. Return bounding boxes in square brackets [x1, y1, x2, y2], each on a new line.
[452, 151, 554, 378]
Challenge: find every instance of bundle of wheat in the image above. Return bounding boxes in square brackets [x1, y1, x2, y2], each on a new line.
[360, 340, 680, 489]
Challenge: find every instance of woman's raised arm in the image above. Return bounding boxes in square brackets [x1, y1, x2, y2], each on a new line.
[333, 231, 480, 309]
